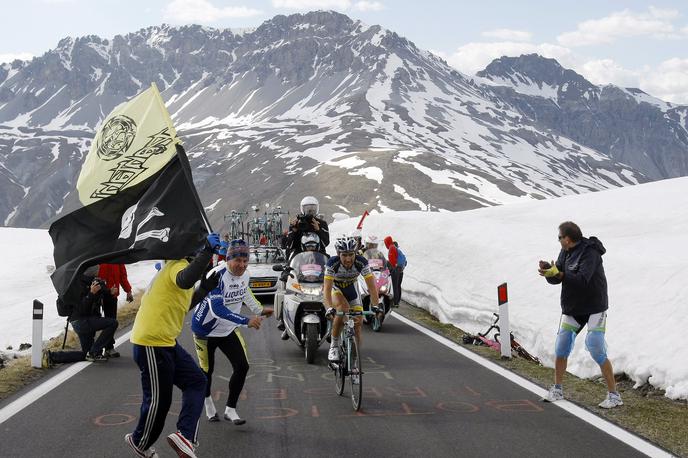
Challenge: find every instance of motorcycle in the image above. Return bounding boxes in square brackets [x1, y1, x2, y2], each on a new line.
[273, 251, 330, 363]
[357, 253, 393, 332]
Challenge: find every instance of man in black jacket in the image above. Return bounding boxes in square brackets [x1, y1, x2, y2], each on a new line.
[46, 266, 119, 365]
[538, 221, 622, 409]
[285, 196, 329, 260]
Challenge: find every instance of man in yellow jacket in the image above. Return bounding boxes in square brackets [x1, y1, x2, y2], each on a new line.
[125, 233, 220, 458]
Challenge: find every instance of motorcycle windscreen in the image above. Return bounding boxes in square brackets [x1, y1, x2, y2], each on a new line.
[290, 251, 327, 282]
[368, 258, 385, 271]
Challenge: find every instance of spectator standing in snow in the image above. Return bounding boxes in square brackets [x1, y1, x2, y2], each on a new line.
[538, 221, 622, 409]
[384, 236, 407, 306]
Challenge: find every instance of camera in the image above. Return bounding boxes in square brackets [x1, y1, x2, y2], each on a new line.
[296, 213, 314, 232]
[93, 277, 107, 290]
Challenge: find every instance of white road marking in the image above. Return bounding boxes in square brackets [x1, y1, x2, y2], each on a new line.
[0, 331, 132, 425]
[391, 312, 673, 458]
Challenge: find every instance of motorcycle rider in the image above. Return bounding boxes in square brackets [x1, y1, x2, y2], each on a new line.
[324, 236, 379, 362]
[361, 235, 387, 263]
[285, 196, 329, 259]
[276, 233, 321, 333]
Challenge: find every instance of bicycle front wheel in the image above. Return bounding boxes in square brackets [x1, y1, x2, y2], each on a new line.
[349, 338, 363, 411]
[334, 345, 345, 396]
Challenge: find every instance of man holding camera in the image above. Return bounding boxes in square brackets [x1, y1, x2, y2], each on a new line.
[538, 221, 622, 409]
[71, 266, 119, 362]
[285, 196, 329, 260]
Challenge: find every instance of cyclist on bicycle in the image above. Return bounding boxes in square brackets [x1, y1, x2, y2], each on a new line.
[324, 236, 379, 362]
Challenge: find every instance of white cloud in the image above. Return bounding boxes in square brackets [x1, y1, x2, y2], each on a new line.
[578, 59, 640, 88]
[0, 53, 34, 64]
[639, 58, 688, 104]
[557, 7, 684, 47]
[481, 28, 532, 42]
[439, 41, 573, 76]
[353, 1, 383, 11]
[271, 0, 383, 11]
[272, 0, 352, 9]
[163, 0, 262, 23]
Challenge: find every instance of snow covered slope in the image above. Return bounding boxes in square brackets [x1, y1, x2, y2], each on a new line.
[2, 176, 686, 399]
[330, 176, 688, 399]
[0, 12, 647, 228]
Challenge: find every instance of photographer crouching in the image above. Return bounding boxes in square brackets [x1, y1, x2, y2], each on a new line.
[47, 265, 119, 365]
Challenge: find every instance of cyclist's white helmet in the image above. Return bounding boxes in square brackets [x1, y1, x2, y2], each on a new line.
[334, 236, 358, 253]
[365, 234, 379, 248]
[301, 233, 320, 251]
[300, 196, 319, 216]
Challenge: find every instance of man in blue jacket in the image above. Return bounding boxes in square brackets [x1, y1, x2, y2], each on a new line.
[538, 221, 622, 409]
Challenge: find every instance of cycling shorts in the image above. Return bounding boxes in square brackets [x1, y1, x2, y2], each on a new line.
[332, 283, 363, 311]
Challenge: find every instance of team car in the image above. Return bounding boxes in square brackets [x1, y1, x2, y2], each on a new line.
[247, 245, 285, 302]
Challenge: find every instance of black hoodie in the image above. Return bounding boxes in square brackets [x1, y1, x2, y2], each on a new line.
[547, 236, 608, 315]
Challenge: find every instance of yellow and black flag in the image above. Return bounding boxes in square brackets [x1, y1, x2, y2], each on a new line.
[50, 83, 210, 303]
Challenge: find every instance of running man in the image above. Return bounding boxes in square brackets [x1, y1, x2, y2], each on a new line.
[324, 236, 379, 362]
[125, 233, 221, 458]
[191, 239, 273, 425]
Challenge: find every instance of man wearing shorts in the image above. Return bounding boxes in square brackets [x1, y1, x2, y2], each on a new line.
[538, 221, 622, 409]
[324, 236, 379, 362]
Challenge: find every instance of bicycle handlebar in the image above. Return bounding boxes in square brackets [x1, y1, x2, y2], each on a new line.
[334, 310, 375, 317]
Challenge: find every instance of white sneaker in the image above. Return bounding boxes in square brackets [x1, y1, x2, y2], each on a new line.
[598, 392, 623, 409]
[542, 385, 564, 402]
[124, 433, 158, 458]
[328, 346, 341, 362]
[166, 431, 197, 458]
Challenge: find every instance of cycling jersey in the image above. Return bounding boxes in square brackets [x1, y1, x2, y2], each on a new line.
[191, 267, 263, 338]
[325, 255, 373, 307]
[325, 255, 373, 289]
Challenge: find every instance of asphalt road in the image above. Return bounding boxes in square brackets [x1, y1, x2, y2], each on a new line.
[0, 305, 648, 458]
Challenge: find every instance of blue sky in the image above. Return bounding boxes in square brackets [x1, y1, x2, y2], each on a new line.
[2, 0, 688, 103]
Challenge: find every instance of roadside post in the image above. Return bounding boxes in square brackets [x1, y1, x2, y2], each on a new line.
[497, 283, 511, 359]
[31, 300, 44, 368]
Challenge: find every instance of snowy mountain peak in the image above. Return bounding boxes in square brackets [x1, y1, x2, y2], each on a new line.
[1, 12, 685, 229]
[476, 54, 597, 103]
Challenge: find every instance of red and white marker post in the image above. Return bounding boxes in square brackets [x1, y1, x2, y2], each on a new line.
[497, 283, 511, 359]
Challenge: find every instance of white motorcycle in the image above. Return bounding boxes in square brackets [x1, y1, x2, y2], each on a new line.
[273, 251, 330, 363]
[357, 254, 393, 332]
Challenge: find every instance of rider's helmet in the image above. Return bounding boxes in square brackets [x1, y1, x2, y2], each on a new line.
[300, 196, 319, 216]
[364, 234, 379, 250]
[334, 236, 358, 253]
[350, 229, 362, 251]
[301, 233, 321, 252]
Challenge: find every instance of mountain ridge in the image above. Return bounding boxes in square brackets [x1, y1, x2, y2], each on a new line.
[1, 11, 680, 229]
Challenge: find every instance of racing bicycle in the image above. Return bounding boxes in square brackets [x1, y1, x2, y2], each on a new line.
[328, 309, 375, 411]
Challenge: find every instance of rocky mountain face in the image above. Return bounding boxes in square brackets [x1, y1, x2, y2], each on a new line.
[476, 54, 688, 180]
[0, 11, 669, 229]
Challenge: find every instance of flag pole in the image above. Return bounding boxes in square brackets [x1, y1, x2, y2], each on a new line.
[175, 143, 213, 234]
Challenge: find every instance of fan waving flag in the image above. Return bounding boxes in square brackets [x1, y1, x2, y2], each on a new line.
[50, 83, 210, 304]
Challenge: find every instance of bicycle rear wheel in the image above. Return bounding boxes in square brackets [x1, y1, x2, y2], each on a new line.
[334, 343, 345, 396]
[349, 337, 363, 411]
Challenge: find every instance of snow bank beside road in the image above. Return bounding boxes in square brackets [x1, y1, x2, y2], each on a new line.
[330, 177, 688, 399]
